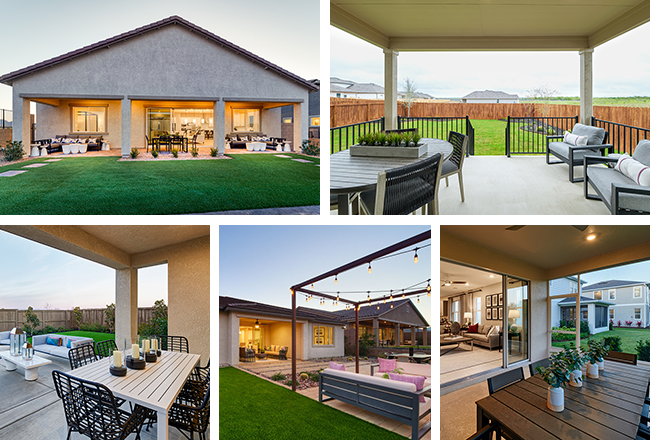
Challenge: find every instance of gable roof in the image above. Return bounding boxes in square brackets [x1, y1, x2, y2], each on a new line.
[0, 15, 318, 92]
[582, 280, 649, 291]
[462, 90, 519, 100]
[331, 298, 429, 326]
[219, 296, 342, 324]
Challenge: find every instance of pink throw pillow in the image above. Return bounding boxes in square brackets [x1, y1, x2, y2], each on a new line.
[378, 357, 396, 373]
[388, 373, 426, 403]
[329, 361, 345, 371]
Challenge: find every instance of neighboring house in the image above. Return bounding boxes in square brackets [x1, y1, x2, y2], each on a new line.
[581, 280, 650, 328]
[330, 77, 434, 100]
[557, 296, 613, 334]
[549, 276, 587, 296]
[0, 16, 318, 156]
[461, 90, 519, 103]
[219, 296, 344, 366]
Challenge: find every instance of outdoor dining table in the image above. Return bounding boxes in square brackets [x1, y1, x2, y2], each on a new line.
[330, 138, 454, 214]
[476, 360, 650, 439]
[70, 349, 200, 439]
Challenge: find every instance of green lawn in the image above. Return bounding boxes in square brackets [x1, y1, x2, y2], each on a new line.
[551, 327, 650, 353]
[219, 367, 410, 440]
[27, 331, 115, 344]
[0, 154, 319, 214]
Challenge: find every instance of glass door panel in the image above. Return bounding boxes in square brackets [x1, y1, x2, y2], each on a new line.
[147, 108, 171, 139]
[507, 277, 529, 366]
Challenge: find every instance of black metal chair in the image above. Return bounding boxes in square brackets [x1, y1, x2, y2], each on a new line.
[440, 131, 469, 202]
[169, 368, 210, 440]
[96, 339, 119, 359]
[190, 359, 210, 383]
[157, 335, 189, 353]
[487, 367, 524, 395]
[145, 135, 157, 153]
[68, 343, 98, 370]
[466, 423, 501, 440]
[604, 351, 638, 365]
[359, 152, 443, 215]
[52, 370, 151, 440]
[529, 357, 551, 376]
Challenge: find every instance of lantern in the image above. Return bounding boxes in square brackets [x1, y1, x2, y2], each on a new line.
[10, 328, 26, 356]
[22, 342, 33, 360]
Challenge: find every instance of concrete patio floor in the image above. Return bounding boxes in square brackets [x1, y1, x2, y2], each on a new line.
[0, 346, 209, 439]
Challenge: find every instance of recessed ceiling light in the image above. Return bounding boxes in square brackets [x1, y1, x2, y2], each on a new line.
[586, 234, 597, 241]
[489, 274, 495, 278]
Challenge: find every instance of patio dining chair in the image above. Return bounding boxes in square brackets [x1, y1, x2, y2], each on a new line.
[145, 135, 157, 153]
[465, 423, 500, 440]
[440, 131, 469, 202]
[52, 370, 151, 440]
[487, 367, 524, 395]
[96, 339, 119, 359]
[68, 343, 98, 370]
[169, 381, 210, 440]
[604, 351, 637, 365]
[528, 357, 550, 376]
[359, 152, 443, 215]
[157, 335, 189, 353]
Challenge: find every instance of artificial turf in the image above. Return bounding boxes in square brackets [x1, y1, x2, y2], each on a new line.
[219, 367, 411, 440]
[0, 154, 320, 214]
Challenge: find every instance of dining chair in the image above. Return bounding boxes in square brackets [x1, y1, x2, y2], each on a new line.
[157, 335, 190, 353]
[169, 374, 210, 439]
[440, 130, 469, 202]
[604, 351, 637, 365]
[331, 194, 360, 215]
[145, 135, 157, 153]
[487, 367, 524, 395]
[96, 339, 119, 359]
[68, 343, 98, 370]
[465, 423, 500, 440]
[191, 359, 210, 383]
[529, 357, 551, 376]
[52, 370, 151, 440]
[359, 152, 443, 215]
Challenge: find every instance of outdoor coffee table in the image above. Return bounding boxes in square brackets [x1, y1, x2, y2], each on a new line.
[440, 335, 473, 356]
[255, 352, 267, 359]
[1, 352, 52, 381]
[330, 138, 454, 214]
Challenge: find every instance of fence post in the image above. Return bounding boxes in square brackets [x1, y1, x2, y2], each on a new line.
[590, 115, 596, 127]
[506, 116, 511, 157]
[380, 117, 385, 131]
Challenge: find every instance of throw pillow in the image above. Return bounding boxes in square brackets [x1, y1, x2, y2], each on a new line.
[615, 153, 632, 174]
[378, 357, 397, 373]
[46, 336, 60, 346]
[623, 158, 650, 186]
[388, 373, 426, 403]
[66, 339, 72, 349]
[329, 361, 345, 371]
[563, 131, 588, 146]
[467, 323, 479, 333]
[482, 325, 492, 335]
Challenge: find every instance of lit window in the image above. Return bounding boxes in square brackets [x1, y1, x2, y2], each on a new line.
[282, 117, 293, 124]
[310, 117, 320, 126]
[634, 287, 642, 298]
[609, 289, 616, 300]
[233, 109, 260, 132]
[313, 326, 333, 345]
[72, 106, 106, 133]
[594, 291, 602, 300]
[609, 308, 614, 319]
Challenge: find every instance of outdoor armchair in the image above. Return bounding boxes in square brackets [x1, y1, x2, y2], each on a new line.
[546, 123, 611, 183]
[440, 131, 469, 202]
[169, 382, 210, 440]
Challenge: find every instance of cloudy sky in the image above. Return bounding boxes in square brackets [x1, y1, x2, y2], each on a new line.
[0, 231, 167, 310]
[331, 22, 650, 98]
[220, 225, 432, 325]
[0, 0, 319, 110]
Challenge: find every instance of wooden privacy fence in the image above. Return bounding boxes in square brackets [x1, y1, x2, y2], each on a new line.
[0, 307, 155, 332]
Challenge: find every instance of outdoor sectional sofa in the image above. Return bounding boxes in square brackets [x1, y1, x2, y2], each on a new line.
[585, 139, 650, 214]
[0, 331, 10, 345]
[546, 123, 611, 182]
[370, 360, 432, 389]
[31, 334, 94, 359]
[319, 368, 431, 440]
[226, 133, 282, 150]
[36, 135, 104, 154]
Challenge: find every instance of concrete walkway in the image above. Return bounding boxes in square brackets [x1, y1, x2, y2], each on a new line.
[189, 205, 320, 215]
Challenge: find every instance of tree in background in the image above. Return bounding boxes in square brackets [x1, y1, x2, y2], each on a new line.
[138, 299, 168, 336]
[105, 303, 115, 333]
[400, 77, 419, 117]
[23, 306, 41, 337]
[72, 306, 83, 330]
[525, 83, 558, 118]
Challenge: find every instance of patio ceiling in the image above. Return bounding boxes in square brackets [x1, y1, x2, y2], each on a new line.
[331, 0, 650, 51]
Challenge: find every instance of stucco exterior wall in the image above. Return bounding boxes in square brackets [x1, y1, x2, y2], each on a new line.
[306, 323, 344, 359]
[219, 310, 232, 366]
[382, 303, 428, 327]
[262, 108, 282, 138]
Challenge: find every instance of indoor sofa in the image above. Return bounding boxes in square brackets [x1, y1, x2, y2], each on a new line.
[463, 323, 501, 350]
[31, 334, 94, 359]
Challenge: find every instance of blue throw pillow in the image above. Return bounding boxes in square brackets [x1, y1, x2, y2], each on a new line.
[66, 339, 72, 349]
[46, 336, 60, 346]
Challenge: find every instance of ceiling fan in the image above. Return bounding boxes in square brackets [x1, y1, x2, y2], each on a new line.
[440, 278, 469, 287]
[505, 225, 588, 232]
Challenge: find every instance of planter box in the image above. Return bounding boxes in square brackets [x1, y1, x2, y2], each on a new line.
[349, 143, 426, 158]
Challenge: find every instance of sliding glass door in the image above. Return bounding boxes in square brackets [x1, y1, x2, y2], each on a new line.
[506, 277, 529, 366]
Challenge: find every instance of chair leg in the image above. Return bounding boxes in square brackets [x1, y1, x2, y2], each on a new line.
[445, 176, 449, 187]
[458, 171, 465, 202]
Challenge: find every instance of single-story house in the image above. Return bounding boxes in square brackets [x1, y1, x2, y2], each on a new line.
[0, 15, 318, 156]
[461, 90, 519, 104]
[556, 296, 613, 334]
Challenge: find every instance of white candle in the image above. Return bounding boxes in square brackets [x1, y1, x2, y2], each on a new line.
[143, 339, 150, 354]
[113, 351, 122, 368]
[152, 338, 157, 351]
[132, 344, 139, 358]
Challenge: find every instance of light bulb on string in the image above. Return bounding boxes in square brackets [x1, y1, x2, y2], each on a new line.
[368, 262, 372, 274]
[335, 274, 338, 284]
[367, 291, 370, 301]
[417, 296, 420, 303]
[427, 280, 431, 297]
[414, 248, 419, 264]
[383, 297, 386, 304]
[402, 289, 405, 299]
[336, 292, 339, 302]
[311, 283, 314, 289]
[390, 303, 394, 309]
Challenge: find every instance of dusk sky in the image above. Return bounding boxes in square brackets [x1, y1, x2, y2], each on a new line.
[331, 21, 650, 98]
[0, 231, 167, 310]
[0, 0, 319, 111]
[220, 225, 432, 325]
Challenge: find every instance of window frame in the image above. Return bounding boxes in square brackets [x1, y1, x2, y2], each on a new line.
[232, 108, 261, 132]
[70, 105, 108, 134]
[634, 287, 642, 299]
[635, 308, 641, 320]
[313, 325, 334, 346]
[609, 289, 617, 300]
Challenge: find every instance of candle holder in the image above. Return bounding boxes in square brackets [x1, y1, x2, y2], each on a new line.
[109, 352, 127, 376]
[144, 352, 157, 362]
[126, 355, 146, 370]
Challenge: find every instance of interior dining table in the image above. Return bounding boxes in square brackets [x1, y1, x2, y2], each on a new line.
[330, 137, 453, 215]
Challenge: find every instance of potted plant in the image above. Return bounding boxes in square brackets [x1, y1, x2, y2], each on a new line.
[561, 346, 585, 387]
[586, 339, 609, 377]
[536, 353, 570, 412]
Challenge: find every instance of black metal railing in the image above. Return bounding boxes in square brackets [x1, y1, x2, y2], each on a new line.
[591, 117, 650, 156]
[505, 115, 578, 156]
[330, 117, 384, 154]
[398, 115, 475, 155]
[0, 109, 12, 129]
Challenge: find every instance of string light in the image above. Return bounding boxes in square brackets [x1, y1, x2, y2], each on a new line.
[368, 262, 372, 274]
[427, 280, 431, 297]
[311, 283, 314, 289]
[335, 274, 338, 284]
[402, 289, 405, 299]
[390, 303, 394, 309]
[377, 304, 380, 309]
[383, 297, 386, 304]
[414, 248, 419, 264]
[336, 292, 340, 302]
[367, 291, 370, 301]
[417, 297, 420, 303]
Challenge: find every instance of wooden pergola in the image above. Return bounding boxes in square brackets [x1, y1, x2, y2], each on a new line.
[289, 230, 431, 392]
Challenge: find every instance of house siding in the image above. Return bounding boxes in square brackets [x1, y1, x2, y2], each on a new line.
[584, 284, 649, 327]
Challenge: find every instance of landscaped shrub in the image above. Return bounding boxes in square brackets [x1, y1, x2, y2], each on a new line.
[73, 306, 82, 330]
[636, 340, 650, 362]
[358, 331, 375, 356]
[638, 321, 643, 328]
[171, 148, 179, 158]
[580, 320, 591, 337]
[301, 139, 320, 156]
[2, 140, 25, 162]
[130, 148, 139, 159]
[80, 322, 108, 333]
[151, 149, 159, 158]
[602, 335, 622, 352]
[271, 372, 286, 381]
[105, 303, 115, 332]
[209, 147, 218, 157]
[300, 372, 309, 380]
[138, 299, 168, 336]
[190, 146, 199, 157]
[22, 306, 41, 337]
[626, 320, 633, 326]
[609, 319, 613, 331]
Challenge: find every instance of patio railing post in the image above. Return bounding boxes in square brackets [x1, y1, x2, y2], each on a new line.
[380, 116, 385, 132]
[505, 116, 511, 157]
[397, 115, 402, 130]
[355, 304, 360, 374]
[291, 288, 296, 392]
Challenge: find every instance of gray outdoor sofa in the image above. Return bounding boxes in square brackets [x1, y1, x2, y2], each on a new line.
[0, 331, 9, 345]
[546, 123, 612, 182]
[319, 368, 431, 440]
[584, 139, 650, 214]
[31, 334, 94, 359]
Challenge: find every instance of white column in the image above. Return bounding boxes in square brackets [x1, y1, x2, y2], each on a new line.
[115, 268, 138, 349]
[292, 102, 306, 152]
[580, 49, 594, 125]
[12, 95, 31, 155]
[120, 97, 132, 157]
[215, 100, 226, 155]
[384, 49, 399, 130]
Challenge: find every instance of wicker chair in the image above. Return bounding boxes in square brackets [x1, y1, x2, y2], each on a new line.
[359, 152, 443, 215]
[68, 343, 98, 370]
[440, 131, 469, 202]
[169, 369, 210, 440]
[96, 339, 119, 359]
[157, 335, 189, 353]
[239, 347, 256, 363]
[190, 359, 210, 382]
[52, 370, 151, 440]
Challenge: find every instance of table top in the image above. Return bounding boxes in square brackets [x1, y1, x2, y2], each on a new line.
[330, 138, 454, 194]
[71, 350, 200, 414]
[440, 335, 472, 344]
[1, 352, 52, 368]
[476, 360, 650, 440]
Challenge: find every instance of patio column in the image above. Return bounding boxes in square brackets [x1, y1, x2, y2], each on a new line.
[115, 268, 138, 349]
[355, 305, 360, 373]
[373, 317, 379, 346]
[384, 49, 398, 130]
[292, 102, 307, 152]
[411, 325, 416, 345]
[120, 97, 132, 157]
[12, 95, 31, 155]
[423, 327, 428, 346]
[395, 322, 400, 345]
[580, 49, 594, 125]
[214, 100, 225, 155]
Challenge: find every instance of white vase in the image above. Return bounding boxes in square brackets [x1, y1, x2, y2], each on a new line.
[547, 386, 564, 412]
[597, 360, 604, 371]
[569, 369, 583, 387]
[587, 362, 599, 378]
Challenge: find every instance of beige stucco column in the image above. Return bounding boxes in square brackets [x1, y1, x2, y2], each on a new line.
[292, 102, 307, 152]
[411, 325, 417, 345]
[214, 100, 225, 155]
[384, 49, 398, 130]
[12, 95, 31, 154]
[115, 267, 138, 348]
[373, 317, 379, 346]
[120, 97, 132, 157]
[423, 327, 428, 346]
[580, 49, 594, 125]
[395, 322, 400, 345]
